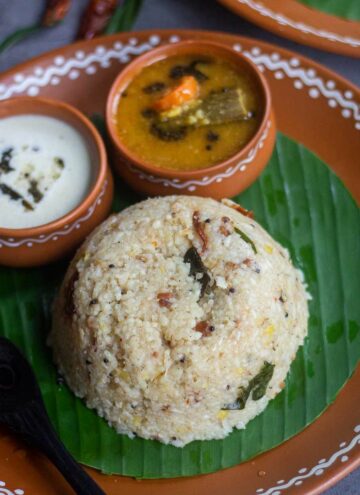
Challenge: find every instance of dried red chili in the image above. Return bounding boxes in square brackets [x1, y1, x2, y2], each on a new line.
[77, 0, 118, 40]
[192, 210, 208, 254]
[42, 0, 72, 27]
[230, 203, 254, 218]
[157, 292, 175, 308]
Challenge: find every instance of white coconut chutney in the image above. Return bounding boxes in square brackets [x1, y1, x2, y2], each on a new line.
[0, 114, 92, 229]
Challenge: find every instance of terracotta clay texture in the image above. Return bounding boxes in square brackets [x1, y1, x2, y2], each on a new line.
[106, 40, 276, 199]
[218, 0, 360, 57]
[0, 97, 113, 267]
[0, 30, 359, 495]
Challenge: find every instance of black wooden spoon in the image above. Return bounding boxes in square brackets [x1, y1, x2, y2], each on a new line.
[0, 337, 106, 495]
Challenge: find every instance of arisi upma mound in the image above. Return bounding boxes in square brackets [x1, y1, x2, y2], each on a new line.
[50, 196, 308, 446]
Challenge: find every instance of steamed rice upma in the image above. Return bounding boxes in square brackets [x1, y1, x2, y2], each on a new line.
[49, 196, 309, 446]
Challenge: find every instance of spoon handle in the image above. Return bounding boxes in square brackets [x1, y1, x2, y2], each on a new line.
[4, 401, 106, 495]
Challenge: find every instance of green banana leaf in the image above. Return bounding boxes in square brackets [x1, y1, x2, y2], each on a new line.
[0, 133, 359, 478]
[297, 0, 360, 21]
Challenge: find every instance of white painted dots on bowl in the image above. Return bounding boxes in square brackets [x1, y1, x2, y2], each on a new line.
[309, 88, 320, 98]
[328, 99, 337, 108]
[274, 71, 284, 79]
[69, 70, 79, 80]
[149, 35, 160, 46]
[341, 109, 351, 118]
[294, 80, 303, 89]
[95, 46, 106, 55]
[54, 56, 65, 66]
[307, 68, 316, 78]
[0, 484, 25, 495]
[326, 80, 336, 89]
[169, 35, 180, 43]
[233, 43, 242, 52]
[50, 77, 60, 85]
[76, 50, 85, 59]
[27, 86, 39, 96]
[290, 57, 300, 67]
[14, 73, 24, 83]
[86, 66, 97, 75]
[34, 67, 44, 76]
[100, 60, 111, 68]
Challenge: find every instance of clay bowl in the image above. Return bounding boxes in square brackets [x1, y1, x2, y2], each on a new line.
[106, 39, 276, 199]
[0, 97, 113, 268]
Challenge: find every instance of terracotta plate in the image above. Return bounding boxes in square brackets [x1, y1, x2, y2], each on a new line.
[0, 30, 359, 495]
[218, 0, 360, 57]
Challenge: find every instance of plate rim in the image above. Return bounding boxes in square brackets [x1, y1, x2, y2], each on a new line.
[218, 0, 360, 57]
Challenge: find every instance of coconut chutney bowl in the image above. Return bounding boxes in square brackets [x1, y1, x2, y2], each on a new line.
[106, 40, 276, 199]
[0, 97, 113, 267]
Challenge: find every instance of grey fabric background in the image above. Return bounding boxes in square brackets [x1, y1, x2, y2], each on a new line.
[0, 1, 359, 494]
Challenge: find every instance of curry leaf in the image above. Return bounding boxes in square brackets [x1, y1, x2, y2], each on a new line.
[222, 362, 275, 410]
[234, 227, 257, 254]
[184, 246, 210, 298]
[251, 362, 275, 400]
